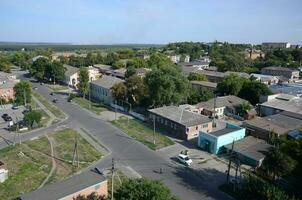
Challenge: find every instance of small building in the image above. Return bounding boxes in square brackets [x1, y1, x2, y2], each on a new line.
[243, 49, 265, 60]
[262, 42, 291, 49]
[191, 81, 217, 91]
[64, 64, 80, 88]
[250, 73, 279, 85]
[198, 121, 246, 154]
[168, 54, 181, 63]
[261, 66, 299, 81]
[148, 106, 212, 140]
[20, 170, 107, 200]
[243, 112, 302, 140]
[225, 136, 272, 168]
[195, 95, 250, 119]
[90, 75, 124, 105]
[0, 161, 8, 183]
[87, 66, 101, 82]
[259, 94, 302, 116]
[178, 60, 210, 69]
[198, 70, 225, 83]
[93, 64, 113, 74]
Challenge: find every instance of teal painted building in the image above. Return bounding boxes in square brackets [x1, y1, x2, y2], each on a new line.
[198, 122, 246, 154]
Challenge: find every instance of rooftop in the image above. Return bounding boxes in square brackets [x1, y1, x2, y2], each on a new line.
[195, 95, 248, 110]
[262, 66, 298, 72]
[21, 170, 106, 200]
[149, 106, 212, 127]
[225, 136, 272, 162]
[91, 75, 124, 89]
[204, 121, 242, 137]
[225, 71, 250, 78]
[191, 81, 217, 88]
[64, 64, 80, 77]
[260, 95, 302, 114]
[244, 113, 302, 135]
[199, 70, 225, 78]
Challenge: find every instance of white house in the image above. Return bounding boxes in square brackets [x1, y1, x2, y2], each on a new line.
[64, 64, 80, 88]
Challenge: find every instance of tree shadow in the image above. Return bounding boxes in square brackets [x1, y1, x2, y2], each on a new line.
[172, 166, 233, 200]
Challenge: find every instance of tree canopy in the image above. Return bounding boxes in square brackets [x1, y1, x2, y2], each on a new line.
[78, 68, 89, 98]
[114, 178, 178, 200]
[13, 80, 32, 105]
[187, 72, 207, 81]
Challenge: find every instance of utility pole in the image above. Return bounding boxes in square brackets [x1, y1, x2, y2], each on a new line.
[226, 140, 234, 183]
[72, 137, 79, 167]
[153, 114, 156, 145]
[23, 89, 27, 107]
[89, 85, 91, 109]
[111, 158, 115, 200]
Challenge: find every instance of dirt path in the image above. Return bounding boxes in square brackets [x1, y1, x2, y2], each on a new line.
[38, 135, 56, 188]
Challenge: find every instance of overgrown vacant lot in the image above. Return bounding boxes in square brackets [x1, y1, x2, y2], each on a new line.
[0, 129, 102, 200]
[112, 116, 174, 150]
[46, 84, 68, 92]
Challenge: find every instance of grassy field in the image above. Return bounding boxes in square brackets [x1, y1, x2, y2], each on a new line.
[46, 84, 68, 92]
[73, 97, 107, 114]
[32, 91, 66, 119]
[0, 129, 102, 200]
[112, 117, 174, 150]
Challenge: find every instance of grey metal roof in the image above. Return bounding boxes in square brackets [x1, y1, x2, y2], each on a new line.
[21, 170, 107, 200]
[91, 75, 124, 89]
[190, 81, 217, 88]
[225, 136, 272, 162]
[225, 71, 250, 78]
[262, 66, 298, 72]
[260, 96, 302, 114]
[148, 106, 212, 127]
[64, 64, 80, 77]
[209, 127, 241, 137]
[195, 95, 248, 110]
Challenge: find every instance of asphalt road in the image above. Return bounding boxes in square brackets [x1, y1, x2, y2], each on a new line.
[3, 70, 231, 200]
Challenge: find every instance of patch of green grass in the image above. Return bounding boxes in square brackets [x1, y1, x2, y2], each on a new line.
[112, 117, 174, 150]
[46, 84, 68, 92]
[73, 97, 107, 114]
[0, 129, 103, 199]
[32, 91, 66, 119]
[0, 142, 51, 200]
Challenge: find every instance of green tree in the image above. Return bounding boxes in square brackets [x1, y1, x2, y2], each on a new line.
[114, 178, 178, 200]
[187, 72, 207, 81]
[127, 58, 147, 69]
[45, 61, 66, 84]
[238, 101, 252, 116]
[188, 88, 213, 104]
[0, 54, 11, 72]
[24, 110, 42, 128]
[112, 60, 125, 69]
[238, 81, 272, 105]
[217, 74, 248, 96]
[145, 66, 190, 107]
[13, 80, 32, 105]
[262, 147, 296, 180]
[30, 57, 50, 81]
[78, 68, 89, 98]
[111, 82, 127, 102]
[147, 53, 174, 69]
[126, 76, 149, 106]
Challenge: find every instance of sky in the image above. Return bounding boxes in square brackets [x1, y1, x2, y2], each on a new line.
[0, 0, 301, 44]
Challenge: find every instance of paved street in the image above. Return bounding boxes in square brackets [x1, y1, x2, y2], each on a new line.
[0, 70, 233, 200]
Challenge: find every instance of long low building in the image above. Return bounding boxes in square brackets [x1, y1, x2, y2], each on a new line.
[243, 112, 302, 140]
[148, 106, 212, 140]
[20, 170, 108, 200]
[191, 81, 217, 91]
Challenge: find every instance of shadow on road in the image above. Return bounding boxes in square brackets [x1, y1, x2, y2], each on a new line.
[172, 167, 232, 200]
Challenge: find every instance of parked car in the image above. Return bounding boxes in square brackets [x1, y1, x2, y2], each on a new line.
[22, 109, 30, 115]
[177, 154, 193, 166]
[53, 98, 57, 103]
[33, 87, 38, 90]
[12, 105, 19, 110]
[1, 113, 9, 119]
[2, 115, 12, 122]
[50, 92, 54, 96]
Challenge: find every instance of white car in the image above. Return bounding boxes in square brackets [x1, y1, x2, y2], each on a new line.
[177, 154, 193, 166]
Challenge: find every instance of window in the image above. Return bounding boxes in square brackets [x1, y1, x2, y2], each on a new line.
[196, 126, 198, 130]
[165, 120, 168, 126]
[170, 122, 173, 128]
[186, 128, 189, 132]
[161, 118, 164, 124]
[203, 124, 208, 128]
